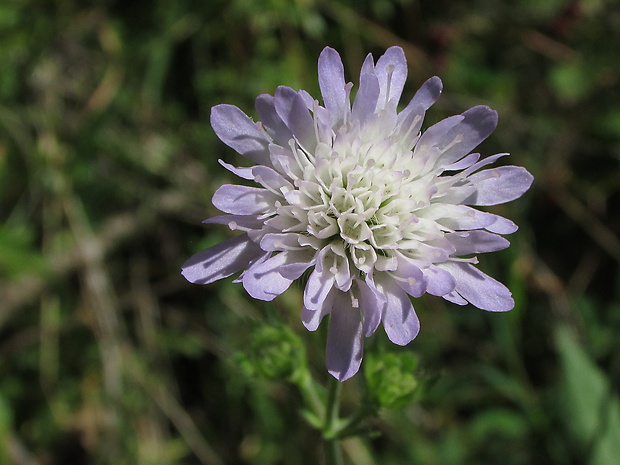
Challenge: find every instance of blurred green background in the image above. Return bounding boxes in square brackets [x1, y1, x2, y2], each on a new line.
[1, 0, 620, 464]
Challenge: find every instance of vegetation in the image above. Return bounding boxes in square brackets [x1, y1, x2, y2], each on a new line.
[1, 0, 620, 464]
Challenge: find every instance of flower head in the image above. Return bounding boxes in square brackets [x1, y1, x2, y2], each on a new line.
[182, 46, 533, 381]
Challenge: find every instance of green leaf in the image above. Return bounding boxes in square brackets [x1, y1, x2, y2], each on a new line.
[556, 326, 620, 465]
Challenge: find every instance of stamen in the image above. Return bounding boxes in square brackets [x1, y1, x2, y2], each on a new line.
[385, 64, 395, 107]
[343, 82, 354, 127]
[272, 240, 305, 251]
[254, 174, 282, 196]
[312, 100, 321, 144]
[288, 139, 311, 173]
[442, 133, 464, 153]
[401, 114, 422, 142]
[449, 256, 480, 264]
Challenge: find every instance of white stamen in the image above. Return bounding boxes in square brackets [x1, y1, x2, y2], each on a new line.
[401, 114, 422, 142]
[384, 64, 395, 107]
[343, 82, 353, 127]
[288, 139, 312, 172]
[254, 174, 282, 196]
[442, 133, 464, 153]
[312, 100, 321, 144]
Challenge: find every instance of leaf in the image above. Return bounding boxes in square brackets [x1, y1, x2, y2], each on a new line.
[556, 325, 620, 465]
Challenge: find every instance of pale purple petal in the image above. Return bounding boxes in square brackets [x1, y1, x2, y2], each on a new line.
[436, 106, 498, 167]
[304, 268, 335, 311]
[212, 184, 279, 215]
[422, 265, 456, 296]
[442, 291, 468, 306]
[466, 166, 534, 206]
[252, 165, 294, 193]
[318, 47, 348, 126]
[360, 53, 375, 76]
[278, 250, 316, 279]
[444, 208, 499, 231]
[413, 115, 464, 157]
[433, 180, 477, 205]
[218, 159, 254, 180]
[440, 262, 514, 311]
[397, 76, 443, 126]
[419, 237, 456, 262]
[302, 285, 337, 331]
[298, 90, 315, 109]
[242, 252, 294, 301]
[485, 214, 519, 234]
[273, 85, 298, 122]
[446, 231, 510, 255]
[210, 104, 272, 166]
[202, 214, 265, 232]
[326, 291, 364, 381]
[313, 104, 334, 145]
[394, 103, 425, 148]
[421, 204, 496, 230]
[289, 93, 318, 153]
[443, 153, 480, 171]
[375, 273, 420, 346]
[274, 86, 316, 152]
[351, 73, 380, 125]
[356, 277, 385, 337]
[263, 212, 306, 234]
[259, 232, 303, 251]
[268, 143, 303, 180]
[315, 244, 352, 291]
[375, 46, 408, 106]
[411, 76, 443, 110]
[181, 234, 264, 284]
[392, 255, 428, 298]
[255, 93, 292, 145]
[461, 152, 509, 176]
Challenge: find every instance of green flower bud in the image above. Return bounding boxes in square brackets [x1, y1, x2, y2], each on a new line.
[364, 351, 419, 409]
[240, 324, 307, 382]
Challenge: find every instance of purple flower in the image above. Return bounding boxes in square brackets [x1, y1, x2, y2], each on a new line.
[182, 46, 533, 381]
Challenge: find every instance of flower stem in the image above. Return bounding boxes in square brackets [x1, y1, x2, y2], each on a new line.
[324, 377, 344, 465]
[325, 437, 344, 465]
[296, 370, 326, 422]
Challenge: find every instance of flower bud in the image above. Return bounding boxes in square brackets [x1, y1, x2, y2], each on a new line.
[240, 324, 307, 382]
[364, 351, 419, 409]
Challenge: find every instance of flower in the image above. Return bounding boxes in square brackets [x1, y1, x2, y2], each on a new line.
[182, 46, 533, 381]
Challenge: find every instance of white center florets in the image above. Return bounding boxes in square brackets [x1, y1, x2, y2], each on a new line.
[271, 115, 443, 285]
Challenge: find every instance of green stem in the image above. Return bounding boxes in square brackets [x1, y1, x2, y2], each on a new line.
[325, 437, 344, 465]
[324, 377, 344, 465]
[331, 401, 375, 440]
[296, 370, 326, 421]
